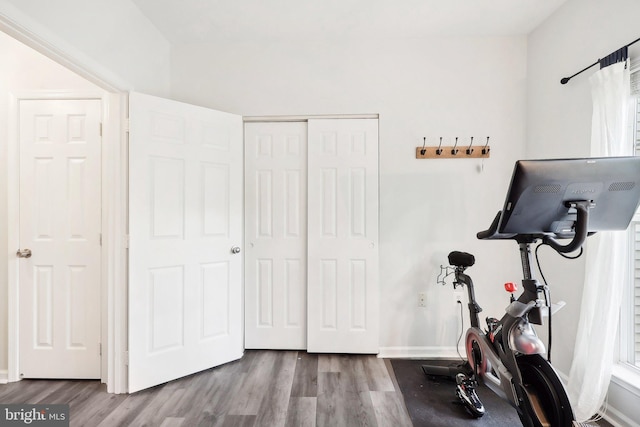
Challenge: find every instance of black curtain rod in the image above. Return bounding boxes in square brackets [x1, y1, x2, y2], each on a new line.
[560, 36, 640, 84]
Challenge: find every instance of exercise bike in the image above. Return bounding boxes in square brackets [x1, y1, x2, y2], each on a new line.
[429, 157, 640, 426]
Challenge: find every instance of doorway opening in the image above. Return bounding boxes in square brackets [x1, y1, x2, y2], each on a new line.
[1, 28, 127, 392]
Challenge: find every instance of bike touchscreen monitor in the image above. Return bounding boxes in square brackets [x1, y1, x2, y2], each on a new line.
[498, 156, 640, 236]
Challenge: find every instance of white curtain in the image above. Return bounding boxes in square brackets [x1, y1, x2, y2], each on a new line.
[567, 60, 632, 421]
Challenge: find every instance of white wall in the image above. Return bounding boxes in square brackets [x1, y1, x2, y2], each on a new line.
[0, 31, 103, 375]
[171, 36, 528, 353]
[0, 0, 171, 95]
[528, 0, 640, 424]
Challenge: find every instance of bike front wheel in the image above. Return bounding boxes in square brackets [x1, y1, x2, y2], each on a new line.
[515, 354, 574, 427]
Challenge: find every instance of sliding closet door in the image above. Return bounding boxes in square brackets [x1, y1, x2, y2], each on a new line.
[245, 122, 308, 349]
[307, 118, 379, 353]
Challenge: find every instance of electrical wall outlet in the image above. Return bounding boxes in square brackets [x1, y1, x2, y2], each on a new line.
[453, 291, 464, 305]
[418, 292, 427, 307]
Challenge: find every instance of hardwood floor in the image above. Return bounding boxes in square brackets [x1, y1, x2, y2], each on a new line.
[0, 351, 413, 427]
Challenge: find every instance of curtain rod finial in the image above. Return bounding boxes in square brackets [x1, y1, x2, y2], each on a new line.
[560, 77, 570, 84]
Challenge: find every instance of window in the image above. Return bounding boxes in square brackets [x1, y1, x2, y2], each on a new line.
[621, 74, 640, 371]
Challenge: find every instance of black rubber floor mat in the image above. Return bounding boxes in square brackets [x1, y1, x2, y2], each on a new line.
[391, 358, 521, 427]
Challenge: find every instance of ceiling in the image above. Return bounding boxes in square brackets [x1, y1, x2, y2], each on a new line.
[131, 0, 569, 44]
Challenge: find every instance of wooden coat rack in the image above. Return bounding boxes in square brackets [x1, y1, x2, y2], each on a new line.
[416, 137, 491, 159]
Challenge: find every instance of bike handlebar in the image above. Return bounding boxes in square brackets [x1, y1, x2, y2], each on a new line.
[541, 201, 590, 253]
[477, 200, 593, 254]
[476, 211, 501, 240]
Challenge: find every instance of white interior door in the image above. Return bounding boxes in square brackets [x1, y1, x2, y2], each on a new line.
[244, 122, 307, 349]
[307, 118, 379, 353]
[18, 98, 102, 378]
[128, 92, 243, 393]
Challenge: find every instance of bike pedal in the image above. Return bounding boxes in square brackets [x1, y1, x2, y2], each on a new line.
[455, 374, 485, 418]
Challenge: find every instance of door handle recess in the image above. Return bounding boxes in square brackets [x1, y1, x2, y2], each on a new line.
[17, 249, 32, 258]
[231, 246, 241, 254]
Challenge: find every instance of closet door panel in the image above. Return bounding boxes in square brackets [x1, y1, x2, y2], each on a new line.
[245, 122, 308, 349]
[307, 119, 379, 353]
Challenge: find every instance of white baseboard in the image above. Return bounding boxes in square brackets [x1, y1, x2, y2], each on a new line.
[378, 346, 461, 359]
[601, 404, 640, 427]
[0, 369, 8, 384]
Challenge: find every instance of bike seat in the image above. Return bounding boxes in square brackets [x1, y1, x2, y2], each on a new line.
[448, 251, 475, 267]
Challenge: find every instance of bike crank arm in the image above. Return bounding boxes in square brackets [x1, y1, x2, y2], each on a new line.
[465, 327, 519, 408]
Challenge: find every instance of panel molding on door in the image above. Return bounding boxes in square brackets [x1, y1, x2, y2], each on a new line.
[245, 122, 308, 349]
[307, 118, 379, 353]
[18, 98, 102, 378]
[128, 92, 243, 393]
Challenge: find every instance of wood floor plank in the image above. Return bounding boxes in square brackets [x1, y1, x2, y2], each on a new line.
[39, 380, 98, 406]
[383, 358, 402, 392]
[167, 368, 212, 417]
[218, 414, 257, 427]
[227, 351, 277, 416]
[337, 355, 371, 393]
[225, 350, 258, 375]
[316, 372, 341, 425]
[59, 381, 105, 417]
[285, 397, 317, 427]
[0, 380, 68, 404]
[67, 385, 127, 426]
[182, 370, 247, 426]
[363, 356, 396, 392]
[383, 358, 412, 423]
[290, 351, 318, 397]
[317, 354, 341, 373]
[95, 389, 158, 427]
[159, 417, 185, 427]
[347, 391, 379, 427]
[128, 380, 187, 427]
[254, 351, 297, 427]
[317, 371, 378, 427]
[370, 391, 413, 427]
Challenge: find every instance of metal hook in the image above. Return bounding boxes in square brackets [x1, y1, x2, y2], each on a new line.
[420, 137, 426, 155]
[436, 137, 443, 155]
[451, 137, 459, 155]
[482, 136, 490, 155]
[466, 137, 474, 155]
[437, 265, 454, 286]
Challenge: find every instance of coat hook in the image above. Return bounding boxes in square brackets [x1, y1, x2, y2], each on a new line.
[466, 137, 474, 155]
[436, 137, 443, 155]
[451, 137, 459, 155]
[482, 136, 490, 155]
[420, 137, 426, 155]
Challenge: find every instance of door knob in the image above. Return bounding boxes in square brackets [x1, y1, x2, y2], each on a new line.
[16, 249, 32, 258]
[231, 246, 241, 254]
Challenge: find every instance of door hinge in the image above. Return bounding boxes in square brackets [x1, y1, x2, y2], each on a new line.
[124, 234, 130, 248]
[124, 351, 129, 366]
[99, 122, 103, 136]
[99, 343, 102, 356]
[124, 118, 130, 133]
[99, 233, 102, 246]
